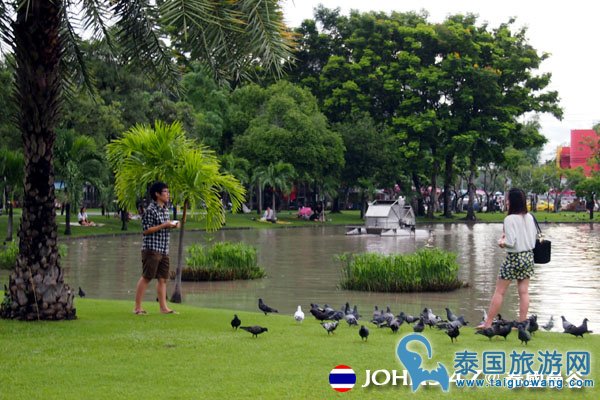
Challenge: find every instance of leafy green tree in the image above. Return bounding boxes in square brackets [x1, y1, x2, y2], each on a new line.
[0, 0, 293, 321]
[0, 148, 24, 241]
[54, 130, 104, 235]
[107, 121, 245, 303]
[232, 81, 345, 191]
[252, 162, 296, 216]
[575, 176, 600, 219]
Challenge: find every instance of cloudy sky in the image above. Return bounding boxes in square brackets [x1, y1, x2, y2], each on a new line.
[281, 0, 599, 161]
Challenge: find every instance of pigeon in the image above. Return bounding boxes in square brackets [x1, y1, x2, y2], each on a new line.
[475, 327, 495, 340]
[240, 326, 268, 338]
[400, 312, 419, 323]
[359, 325, 369, 341]
[542, 316, 554, 331]
[78, 287, 86, 298]
[321, 321, 339, 335]
[564, 318, 593, 338]
[351, 305, 361, 319]
[388, 319, 402, 333]
[527, 315, 539, 335]
[372, 305, 382, 320]
[258, 298, 278, 315]
[294, 306, 305, 323]
[445, 307, 458, 322]
[382, 306, 395, 324]
[517, 321, 531, 345]
[494, 322, 513, 340]
[310, 306, 333, 321]
[231, 314, 241, 330]
[413, 317, 425, 333]
[561, 316, 575, 332]
[344, 314, 358, 327]
[446, 325, 460, 343]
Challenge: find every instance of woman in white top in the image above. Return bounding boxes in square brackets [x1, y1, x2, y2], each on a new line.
[477, 188, 537, 329]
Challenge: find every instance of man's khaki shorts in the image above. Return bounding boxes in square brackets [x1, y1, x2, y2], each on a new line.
[141, 250, 170, 280]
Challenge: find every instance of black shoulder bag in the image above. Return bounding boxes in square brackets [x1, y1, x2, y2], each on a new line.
[531, 214, 551, 264]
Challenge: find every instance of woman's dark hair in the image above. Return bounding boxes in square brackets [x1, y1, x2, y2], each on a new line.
[80, 207, 85, 213]
[149, 181, 168, 201]
[507, 188, 528, 215]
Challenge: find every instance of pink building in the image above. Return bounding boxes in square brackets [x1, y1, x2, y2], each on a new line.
[557, 129, 599, 176]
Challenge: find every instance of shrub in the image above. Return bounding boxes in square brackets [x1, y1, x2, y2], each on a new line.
[0, 242, 67, 270]
[338, 248, 464, 292]
[180, 242, 265, 281]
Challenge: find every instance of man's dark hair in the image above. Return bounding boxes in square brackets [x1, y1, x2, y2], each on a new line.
[149, 181, 168, 201]
[507, 188, 527, 215]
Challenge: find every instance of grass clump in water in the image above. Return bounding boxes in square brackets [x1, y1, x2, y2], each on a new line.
[338, 248, 464, 292]
[180, 241, 265, 281]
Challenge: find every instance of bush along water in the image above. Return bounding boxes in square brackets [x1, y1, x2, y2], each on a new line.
[179, 242, 266, 281]
[338, 248, 465, 292]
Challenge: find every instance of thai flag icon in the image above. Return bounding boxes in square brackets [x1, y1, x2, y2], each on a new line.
[329, 365, 356, 392]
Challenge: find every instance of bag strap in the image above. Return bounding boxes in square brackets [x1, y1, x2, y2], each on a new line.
[530, 213, 543, 236]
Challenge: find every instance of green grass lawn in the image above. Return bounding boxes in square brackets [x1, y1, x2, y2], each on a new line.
[0, 298, 597, 399]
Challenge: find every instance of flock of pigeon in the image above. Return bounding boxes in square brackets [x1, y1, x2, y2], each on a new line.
[231, 298, 593, 344]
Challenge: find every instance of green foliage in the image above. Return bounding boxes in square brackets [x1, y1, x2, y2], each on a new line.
[0, 242, 67, 270]
[338, 248, 464, 292]
[232, 81, 345, 182]
[182, 242, 265, 281]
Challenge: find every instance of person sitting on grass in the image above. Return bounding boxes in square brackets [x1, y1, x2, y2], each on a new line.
[78, 207, 96, 226]
[260, 207, 277, 223]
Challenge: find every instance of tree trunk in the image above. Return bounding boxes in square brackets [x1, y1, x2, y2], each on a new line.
[257, 183, 262, 215]
[64, 202, 71, 235]
[427, 161, 439, 219]
[412, 172, 425, 217]
[443, 153, 454, 218]
[2, 0, 76, 321]
[171, 199, 188, 304]
[272, 191, 276, 219]
[466, 158, 476, 221]
[330, 195, 341, 213]
[120, 208, 128, 231]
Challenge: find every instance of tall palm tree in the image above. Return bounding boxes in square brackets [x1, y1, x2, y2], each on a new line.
[0, 0, 293, 320]
[0, 148, 24, 242]
[253, 162, 295, 218]
[107, 121, 245, 303]
[220, 153, 250, 210]
[54, 130, 103, 235]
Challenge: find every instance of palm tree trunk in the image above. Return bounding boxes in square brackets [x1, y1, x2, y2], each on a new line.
[5, 188, 13, 242]
[1, 0, 76, 321]
[171, 199, 188, 303]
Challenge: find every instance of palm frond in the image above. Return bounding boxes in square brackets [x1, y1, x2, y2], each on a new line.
[112, 0, 180, 91]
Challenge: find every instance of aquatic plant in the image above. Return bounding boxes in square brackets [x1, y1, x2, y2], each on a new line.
[338, 248, 464, 292]
[181, 242, 265, 281]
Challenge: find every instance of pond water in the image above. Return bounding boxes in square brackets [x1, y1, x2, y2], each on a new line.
[2, 223, 599, 331]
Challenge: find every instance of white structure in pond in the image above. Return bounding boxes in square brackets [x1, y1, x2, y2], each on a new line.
[346, 198, 427, 237]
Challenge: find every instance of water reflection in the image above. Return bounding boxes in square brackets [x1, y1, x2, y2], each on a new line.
[2, 223, 598, 332]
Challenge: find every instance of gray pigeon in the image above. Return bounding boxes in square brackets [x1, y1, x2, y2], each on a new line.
[359, 325, 369, 341]
[445, 307, 458, 322]
[344, 314, 358, 327]
[258, 298, 278, 315]
[321, 321, 339, 335]
[240, 325, 268, 338]
[542, 316, 554, 331]
[564, 318, 593, 338]
[561, 316, 575, 332]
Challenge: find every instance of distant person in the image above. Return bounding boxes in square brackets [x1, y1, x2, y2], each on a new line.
[477, 188, 537, 329]
[77, 207, 95, 226]
[261, 207, 276, 223]
[134, 181, 179, 315]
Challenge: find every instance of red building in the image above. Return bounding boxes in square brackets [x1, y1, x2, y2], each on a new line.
[557, 129, 599, 176]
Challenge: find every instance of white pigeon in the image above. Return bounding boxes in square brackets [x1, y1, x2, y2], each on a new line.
[294, 305, 305, 323]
